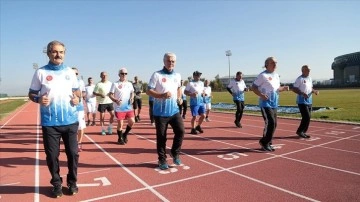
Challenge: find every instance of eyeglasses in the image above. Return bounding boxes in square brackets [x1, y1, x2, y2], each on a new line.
[75, 73, 79, 75]
[120, 73, 127, 75]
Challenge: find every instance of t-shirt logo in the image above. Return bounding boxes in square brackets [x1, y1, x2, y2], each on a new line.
[303, 80, 306, 83]
[162, 78, 167, 82]
[268, 77, 272, 81]
[46, 75, 53, 81]
[118, 84, 122, 89]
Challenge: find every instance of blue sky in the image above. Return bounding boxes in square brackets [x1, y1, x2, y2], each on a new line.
[1, 0, 359, 96]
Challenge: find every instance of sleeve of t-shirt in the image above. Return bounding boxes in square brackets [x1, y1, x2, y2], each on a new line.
[293, 77, 302, 89]
[93, 83, 99, 93]
[109, 83, 115, 93]
[148, 72, 157, 89]
[227, 80, 234, 89]
[253, 74, 264, 87]
[29, 69, 41, 93]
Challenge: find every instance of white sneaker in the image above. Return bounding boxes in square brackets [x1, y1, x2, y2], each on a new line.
[205, 118, 210, 122]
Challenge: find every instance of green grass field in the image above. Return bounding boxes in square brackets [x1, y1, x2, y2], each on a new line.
[0, 99, 28, 120]
[1, 89, 359, 123]
[143, 89, 360, 123]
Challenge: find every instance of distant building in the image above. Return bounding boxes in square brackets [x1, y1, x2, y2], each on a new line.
[331, 52, 360, 85]
[219, 74, 258, 88]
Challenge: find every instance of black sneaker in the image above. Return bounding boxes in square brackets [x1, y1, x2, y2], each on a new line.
[123, 133, 128, 144]
[268, 144, 275, 151]
[190, 128, 198, 134]
[51, 185, 63, 198]
[117, 130, 125, 145]
[137, 115, 141, 121]
[296, 132, 310, 138]
[68, 184, 78, 195]
[195, 125, 204, 133]
[259, 141, 273, 152]
[234, 121, 242, 128]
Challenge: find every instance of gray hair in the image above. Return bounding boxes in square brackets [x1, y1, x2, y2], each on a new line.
[47, 40, 65, 53]
[264, 56, 276, 68]
[163, 52, 177, 61]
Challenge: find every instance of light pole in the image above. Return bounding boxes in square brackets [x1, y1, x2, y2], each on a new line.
[225, 50, 232, 84]
[43, 46, 47, 63]
[33, 63, 38, 70]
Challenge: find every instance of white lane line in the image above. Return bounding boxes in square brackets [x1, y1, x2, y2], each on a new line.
[83, 134, 169, 202]
[0, 182, 20, 186]
[34, 104, 40, 202]
[60, 168, 111, 178]
[136, 134, 319, 202]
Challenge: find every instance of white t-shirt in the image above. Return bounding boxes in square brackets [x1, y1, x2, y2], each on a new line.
[85, 84, 96, 103]
[253, 70, 281, 108]
[148, 69, 181, 117]
[227, 79, 246, 101]
[110, 80, 134, 112]
[203, 86, 212, 104]
[293, 75, 313, 105]
[185, 80, 204, 106]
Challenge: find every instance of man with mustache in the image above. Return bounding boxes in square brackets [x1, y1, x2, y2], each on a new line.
[28, 40, 80, 198]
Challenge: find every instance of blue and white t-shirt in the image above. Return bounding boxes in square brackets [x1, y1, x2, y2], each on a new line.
[110, 80, 134, 112]
[203, 86, 212, 104]
[253, 70, 281, 108]
[185, 80, 204, 106]
[29, 63, 79, 126]
[149, 95, 154, 102]
[294, 75, 313, 105]
[180, 86, 187, 101]
[227, 79, 246, 101]
[148, 69, 181, 117]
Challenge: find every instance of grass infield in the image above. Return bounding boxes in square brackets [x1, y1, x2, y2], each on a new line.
[1, 89, 359, 123]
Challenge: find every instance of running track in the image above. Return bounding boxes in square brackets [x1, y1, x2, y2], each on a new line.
[1, 101, 360, 201]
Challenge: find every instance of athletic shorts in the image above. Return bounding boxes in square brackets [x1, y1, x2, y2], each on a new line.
[98, 103, 114, 113]
[204, 103, 211, 110]
[77, 111, 87, 130]
[115, 111, 134, 120]
[133, 98, 142, 109]
[190, 105, 205, 117]
[86, 102, 97, 113]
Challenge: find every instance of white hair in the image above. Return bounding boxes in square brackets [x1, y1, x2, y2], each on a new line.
[163, 52, 176, 61]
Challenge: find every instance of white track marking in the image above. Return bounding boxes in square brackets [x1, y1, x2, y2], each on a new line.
[84, 134, 169, 202]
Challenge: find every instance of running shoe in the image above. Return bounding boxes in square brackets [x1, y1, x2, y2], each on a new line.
[170, 153, 182, 165]
[158, 161, 169, 170]
[51, 185, 63, 198]
[107, 126, 112, 135]
[195, 125, 204, 133]
[67, 183, 78, 195]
